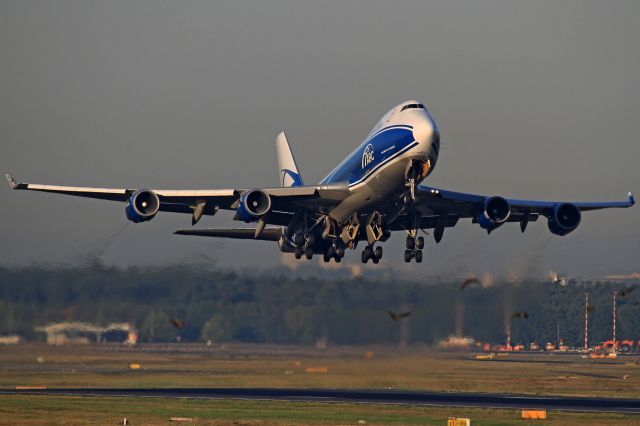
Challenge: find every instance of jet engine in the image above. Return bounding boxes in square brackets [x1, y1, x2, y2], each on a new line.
[125, 189, 160, 223]
[477, 196, 511, 232]
[236, 189, 272, 222]
[548, 203, 581, 236]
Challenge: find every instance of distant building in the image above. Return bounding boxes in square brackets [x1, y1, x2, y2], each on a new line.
[0, 335, 21, 345]
[35, 322, 136, 345]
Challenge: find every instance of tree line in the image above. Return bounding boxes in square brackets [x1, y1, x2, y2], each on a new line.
[0, 263, 637, 346]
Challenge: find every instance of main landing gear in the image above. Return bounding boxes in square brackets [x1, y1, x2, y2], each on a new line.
[361, 245, 383, 264]
[404, 235, 424, 263]
[293, 232, 346, 263]
[294, 233, 315, 260]
[323, 243, 345, 263]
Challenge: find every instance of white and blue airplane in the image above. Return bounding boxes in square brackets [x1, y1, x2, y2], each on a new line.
[6, 101, 635, 264]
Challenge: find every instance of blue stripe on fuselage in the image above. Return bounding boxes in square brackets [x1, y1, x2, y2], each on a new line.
[349, 141, 418, 187]
[321, 126, 416, 186]
[368, 124, 413, 140]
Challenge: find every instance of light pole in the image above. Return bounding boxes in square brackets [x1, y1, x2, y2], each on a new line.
[584, 292, 589, 351]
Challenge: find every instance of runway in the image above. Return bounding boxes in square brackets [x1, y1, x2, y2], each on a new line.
[2, 388, 640, 414]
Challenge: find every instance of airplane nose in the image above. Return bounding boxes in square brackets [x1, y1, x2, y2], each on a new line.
[411, 115, 435, 148]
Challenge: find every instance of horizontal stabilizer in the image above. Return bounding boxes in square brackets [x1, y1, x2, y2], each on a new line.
[174, 227, 282, 241]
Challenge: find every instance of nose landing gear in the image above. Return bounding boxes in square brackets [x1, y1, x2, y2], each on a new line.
[404, 160, 429, 205]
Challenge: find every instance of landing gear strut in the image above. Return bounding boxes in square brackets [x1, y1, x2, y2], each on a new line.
[404, 160, 427, 205]
[405, 177, 416, 204]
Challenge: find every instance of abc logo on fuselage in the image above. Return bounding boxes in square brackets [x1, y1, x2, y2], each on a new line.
[361, 144, 374, 169]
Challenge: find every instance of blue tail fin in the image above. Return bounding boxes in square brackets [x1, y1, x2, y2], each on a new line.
[276, 132, 304, 187]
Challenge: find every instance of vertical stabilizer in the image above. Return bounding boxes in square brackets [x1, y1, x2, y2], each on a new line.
[276, 132, 304, 187]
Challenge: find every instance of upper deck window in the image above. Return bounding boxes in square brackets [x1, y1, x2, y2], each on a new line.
[400, 103, 425, 112]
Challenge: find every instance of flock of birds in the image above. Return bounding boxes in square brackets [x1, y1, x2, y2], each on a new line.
[381, 280, 636, 326]
[163, 282, 636, 331]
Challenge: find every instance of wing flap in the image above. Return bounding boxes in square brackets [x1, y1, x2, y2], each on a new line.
[389, 214, 460, 231]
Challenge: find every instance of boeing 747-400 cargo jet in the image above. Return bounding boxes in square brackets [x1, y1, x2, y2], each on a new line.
[6, 101, 635, 264]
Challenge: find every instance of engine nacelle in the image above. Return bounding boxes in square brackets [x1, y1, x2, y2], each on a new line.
[477, 196, 511, 231]
[125, 189, 160, 223]
[236, 189, 272, 222]
[548, 203, 581, 236]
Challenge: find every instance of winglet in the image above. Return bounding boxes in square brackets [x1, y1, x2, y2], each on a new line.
[628, 192, 635, 206]
[5, 174, 18, 189]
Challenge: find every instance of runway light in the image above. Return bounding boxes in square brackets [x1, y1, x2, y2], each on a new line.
[305, 367, 328, 373]
[522, 410, 547, 420]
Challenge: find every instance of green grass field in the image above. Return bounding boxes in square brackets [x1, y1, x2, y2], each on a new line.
[1, 343, 639, 424]
[1, 395, 639, 425]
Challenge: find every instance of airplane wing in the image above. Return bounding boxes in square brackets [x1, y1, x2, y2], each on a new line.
[400, 184, 635, 239]
[5, 174, 349, 224]
[416, 185, 635, 216]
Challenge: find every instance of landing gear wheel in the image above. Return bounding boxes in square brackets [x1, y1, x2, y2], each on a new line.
[415, 250, 423, 263]
[323, 253, 331, 263]
[404, 249, 413, 263]
[334, 255, 342, 263]
[374, 246, 383, 259]
[372, 255, 379, 264]
[305, 246, 313, 260]
[294, 233, 305, 247]
[416, 236, 424, 250]
[406, 236, 415, 250]
[326, 246, 335, 258]
[294, 247, 303, 259]
[335, 245, 345, 258]
[364, 245, 373, 259]
[362, 246, 373, 264]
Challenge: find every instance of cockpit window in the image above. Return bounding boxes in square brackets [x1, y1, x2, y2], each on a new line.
[400, 103, 425, 111]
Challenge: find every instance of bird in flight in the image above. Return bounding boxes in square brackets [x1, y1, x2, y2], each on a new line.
[511, 311, 529, 319]
[460, 277, 480, 290]
[386, 310, 411, 321]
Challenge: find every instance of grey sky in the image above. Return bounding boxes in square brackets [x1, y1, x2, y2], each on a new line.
[1, 1, 638, 278]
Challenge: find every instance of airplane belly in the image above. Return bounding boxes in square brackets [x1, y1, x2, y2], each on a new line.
[322, 121, 431, 222]
[329, 157, 410, 223]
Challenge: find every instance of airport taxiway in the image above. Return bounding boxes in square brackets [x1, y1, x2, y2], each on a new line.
[1, 388, 639, 414]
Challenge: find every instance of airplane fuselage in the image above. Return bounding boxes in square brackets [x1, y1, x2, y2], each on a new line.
[320, 101, 440, 222]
